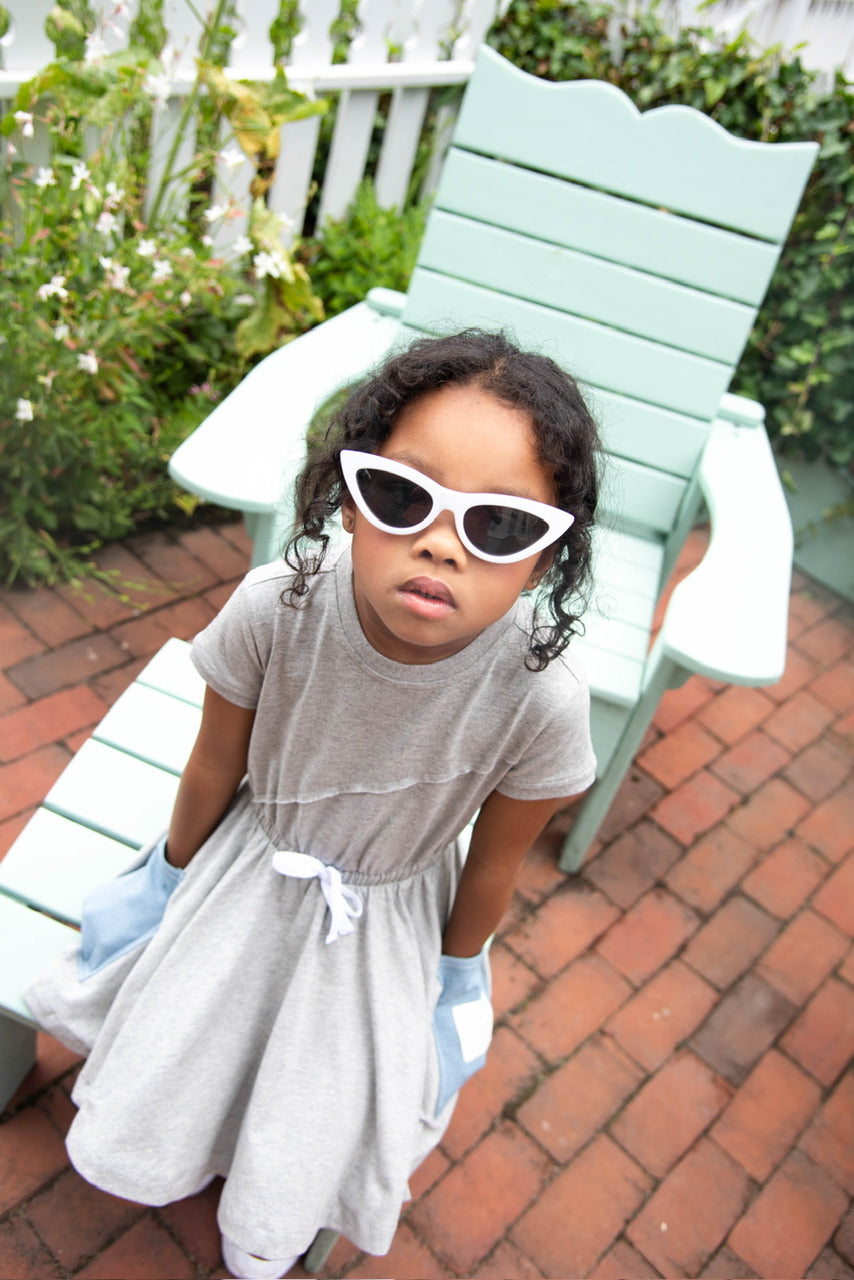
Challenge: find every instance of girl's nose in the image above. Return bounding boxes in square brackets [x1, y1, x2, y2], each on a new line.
[410, 508, 466, 566]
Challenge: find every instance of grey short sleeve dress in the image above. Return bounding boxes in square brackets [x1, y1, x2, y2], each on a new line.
[26, 546, 596, 1262]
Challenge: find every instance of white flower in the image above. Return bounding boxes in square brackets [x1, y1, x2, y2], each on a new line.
[14, 111, 34, 139]
[152, 259, 173, 283]
[84, 32, 109, 64]
[137, 238, 157, 258]
[218, 146, 245, 170]
[38, 274, 69, 302]
[96, 210, 118, 236]
[234, 293, 254, 306]
[77, 350, 99, 375]
[144, 72, 172, 109]
[180, 290, 192, 307]
[104, 181, 125, 210]
[53, 323, 70, 341]
[70, 160, 91, 191]
[15, 399, 34, 422]
[6, 142, 16, 158]
[232, 234, 252, 258]
[100, 257, 130, 290]
[34, 167, 56, 189]
[201, 234, 213, 248]
[203, 202, 228, 225]
[278, 212, 295, 234]
[253, 250, 291, 281]
[179, 247, 194, 258]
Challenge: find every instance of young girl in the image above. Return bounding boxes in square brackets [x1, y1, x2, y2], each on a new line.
[26, 330, 600, 1279]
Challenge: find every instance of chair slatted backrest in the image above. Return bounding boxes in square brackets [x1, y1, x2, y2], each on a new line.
[399, 47, 816, 542]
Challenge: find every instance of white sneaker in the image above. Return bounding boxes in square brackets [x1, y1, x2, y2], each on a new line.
[221, 1233, 301, 1279]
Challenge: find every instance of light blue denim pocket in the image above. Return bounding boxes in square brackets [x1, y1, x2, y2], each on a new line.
[432, 946, 493, 1116]
[78, 834, 184, 980]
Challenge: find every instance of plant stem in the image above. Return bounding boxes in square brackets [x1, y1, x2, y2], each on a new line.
[146, 0, 231, 227]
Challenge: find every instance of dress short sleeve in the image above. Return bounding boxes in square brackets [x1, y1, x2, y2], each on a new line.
[190, 565, 281, 709]
[495, 654, 597, 801]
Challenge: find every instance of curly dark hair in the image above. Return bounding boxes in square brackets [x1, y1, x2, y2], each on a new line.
[283, 329, 601, 670]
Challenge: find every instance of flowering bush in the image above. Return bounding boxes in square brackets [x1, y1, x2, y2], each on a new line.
[0, 0, 326, 586]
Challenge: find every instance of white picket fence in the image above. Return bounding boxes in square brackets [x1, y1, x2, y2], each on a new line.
[1, 0, 852, 247]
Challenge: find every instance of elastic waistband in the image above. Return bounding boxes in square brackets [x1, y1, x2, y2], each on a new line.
[271, 850, 363, 944]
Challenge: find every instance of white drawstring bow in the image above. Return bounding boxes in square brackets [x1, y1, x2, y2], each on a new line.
[271, 850, 363, 944]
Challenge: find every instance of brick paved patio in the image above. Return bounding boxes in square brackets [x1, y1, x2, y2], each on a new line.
[0, 518, 852, 1279]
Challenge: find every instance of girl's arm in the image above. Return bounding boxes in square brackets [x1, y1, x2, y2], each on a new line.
[442, 789, 585, 957]
[165, 686, 256, 869]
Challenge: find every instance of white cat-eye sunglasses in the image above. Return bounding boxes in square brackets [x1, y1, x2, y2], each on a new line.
[340, 449, 574, 565]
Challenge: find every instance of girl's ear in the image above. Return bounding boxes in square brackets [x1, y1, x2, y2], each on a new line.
[341, 495, 356, 534]
[525, 549, 553, 592]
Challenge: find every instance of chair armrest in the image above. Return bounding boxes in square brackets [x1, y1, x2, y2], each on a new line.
[659, 409, 792, 685]
[168, 300, 403, 514]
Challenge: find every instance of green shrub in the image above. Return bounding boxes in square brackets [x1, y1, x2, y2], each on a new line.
[488, 0, 854, 475]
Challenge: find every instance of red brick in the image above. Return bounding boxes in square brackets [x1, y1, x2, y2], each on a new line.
[584, 819, 683, 910]
[0, 808, 34, 857]
[665, 825, 759, 914]
[840, 944, 854, 986]
[807, 1246, 854, 1279]
[811, 659, 854, 712]
[652, 770, 740, 845]
[627, 1138, 750, 1277]
[784, 737, 852, 802]
[55, 574, 137, 628]
[782, 978, 854, 1087]
[653, 674, 718, 733]
[0, 1105, 69, 1215]
[0, 744, 71, 824]
[590, 1239, 662, 1279]
[800, 1072, 854, 1194]
[26, 1168, 144, 1270]
[90, 658, 148, 708]
[350, 1221, 448, 1280]
[836, 1204, 854, 1267]
[441, 1025, 542, 1161]
[763, 689, 836, 752]
[765, 646, 819, 704]
[127, 529, 219, 593]
[699, 1243, 758, 1278]
[711, 730, 791, 794]
[757, 909, 848, 1004]
[596, 888, 699, 985]
[408, 1145, 450, 1203]
[489, 941, 541, 1020]
[797, 788, 854, 862]
[742, 838, 827, 919]
[812, 853, 854, 936]
[7, 1031, 83, 1110]
[471, 1240, 545, 1279]
[0, 1217, 63, 1280]
[727, 777, 812, 850]
[690, 973, 796, 1086]
[0, 600, 45, 666]
[597, 767, 664, 845]
[111, 597, 218, 658]
[75, 1213, 197, 1279]
[796, 614, 854, 665]
[157, 1179, 225, 1274]
[514, 818, 572, 901]
[176, 524, 250, 579]
[0, 671, 27, 715]
[8, 633, 128, 699]
[90, 541, 185, 611]
[407, 1121, 552, 1275]
[0, 685, 108, 763]
[611, 1051, 731, 1177]
[698, 685, 775, 745]
[510, 954, 632, 1064]
[504, 883, 618, 979]
[218, 518, 253, 555]
[638, 720, 722, 788]
[788, 582, 838, 635]
[729, 1149, 849, 1279]
[712, 1049, 822, 1181]
[3, 586, 92, 647]
[682, 896, 779, 990]
[606, 960, 718, 1072]
[511, 1135, 652, 1278]
[516, 1034, 643, 1163]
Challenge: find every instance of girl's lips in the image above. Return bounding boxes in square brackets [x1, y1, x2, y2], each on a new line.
[398, 576, 456, 618]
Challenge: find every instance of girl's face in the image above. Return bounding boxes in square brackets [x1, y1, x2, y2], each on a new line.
[343, 381, 559, 664]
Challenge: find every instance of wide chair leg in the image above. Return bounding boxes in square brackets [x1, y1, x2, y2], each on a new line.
[560, 645, 686, 871]
[303, 1228, 339, 1273]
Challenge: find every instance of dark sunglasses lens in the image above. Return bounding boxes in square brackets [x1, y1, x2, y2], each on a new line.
[464, 505, 550, 556]
[357, 469, 433, 529]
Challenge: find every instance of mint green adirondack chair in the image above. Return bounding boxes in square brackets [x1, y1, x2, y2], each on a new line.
[169, 46, 817, 871]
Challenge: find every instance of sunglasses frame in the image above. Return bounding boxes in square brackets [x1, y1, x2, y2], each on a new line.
[339, 449, 574, 565]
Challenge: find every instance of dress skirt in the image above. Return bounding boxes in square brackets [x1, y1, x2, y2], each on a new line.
[25, 786, 465, 1260]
